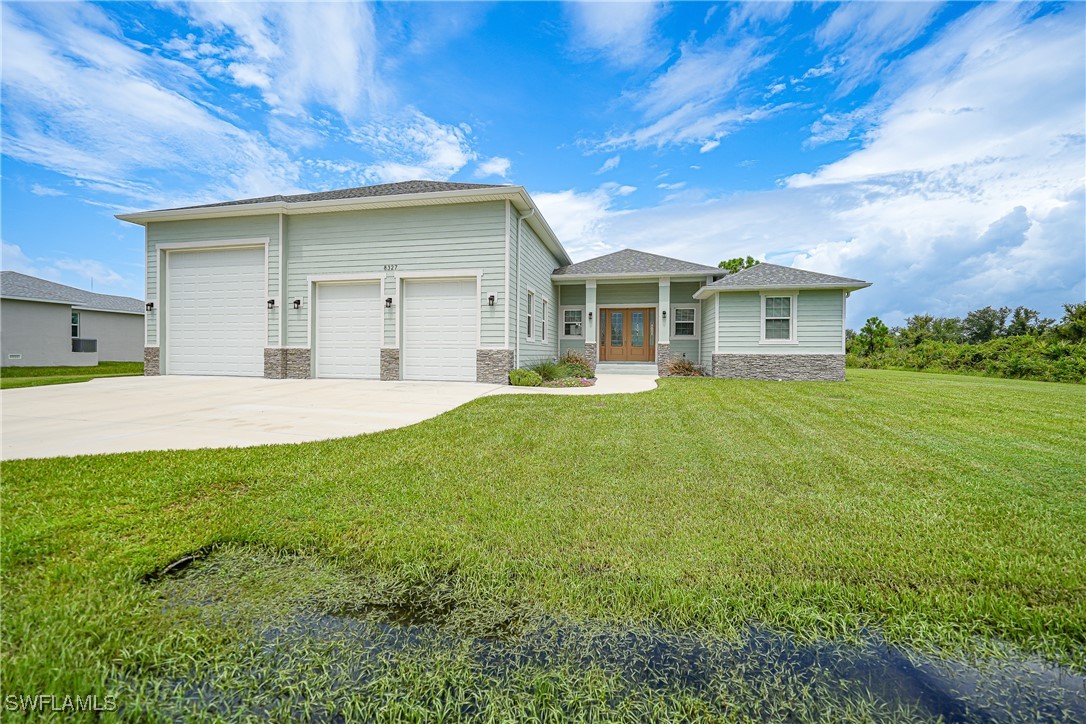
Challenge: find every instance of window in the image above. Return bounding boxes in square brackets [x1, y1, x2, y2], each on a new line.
[541, 299, 548, 341]
[71, 311, 80, 338]
[763, 295, 795, 342]
[673, 307, 695, 336]
[562, 308, 584, 338]
[526, 290, 535, 340]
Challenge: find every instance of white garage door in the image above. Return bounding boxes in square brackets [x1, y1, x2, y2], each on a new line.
[402, 278, 477, 382]
[165, 246, 265, 376]
[315, 282, 381, 379]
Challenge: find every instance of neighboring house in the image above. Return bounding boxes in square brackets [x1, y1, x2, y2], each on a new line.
[0, 272, 146, 367]
[117, 180, 870, 383]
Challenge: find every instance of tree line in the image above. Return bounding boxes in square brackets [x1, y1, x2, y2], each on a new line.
[847, 303, 1086, 383]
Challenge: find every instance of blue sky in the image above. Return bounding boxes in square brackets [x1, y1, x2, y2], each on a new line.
[2, 1, 1083, 326]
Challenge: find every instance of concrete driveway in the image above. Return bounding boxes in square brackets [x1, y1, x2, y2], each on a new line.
[1, 376, 505, 460]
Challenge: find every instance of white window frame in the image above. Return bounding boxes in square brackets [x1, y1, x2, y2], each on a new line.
[526, 288, 535, 341]
[541, 298, 549, 342]
[760, 292, 799, 344]
[71, 311, 80, 338]
[560, 305, 585, 339]
[669, 304, 699, 339]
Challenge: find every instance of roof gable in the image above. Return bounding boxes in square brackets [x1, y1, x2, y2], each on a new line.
[0, 271, 145, 314]
[700, 262, 870, 293]
[553, 249, 722, 277]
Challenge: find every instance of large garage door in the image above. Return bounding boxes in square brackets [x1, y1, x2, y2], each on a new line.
[165, 246, 264, 376]
[315, 282, 381, 378]
[402, 278, 477, 382]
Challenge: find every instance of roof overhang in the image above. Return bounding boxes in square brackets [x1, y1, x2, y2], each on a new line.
[116, 186, 572, 267]
[692, 282, 872, 300]
[0, 295, 144, 314]
[553, 272, 721, 282]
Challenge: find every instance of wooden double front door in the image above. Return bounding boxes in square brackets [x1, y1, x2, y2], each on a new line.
[599, 307, 655, 362]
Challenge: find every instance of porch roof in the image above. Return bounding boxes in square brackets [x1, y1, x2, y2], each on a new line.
[552, 249, 722, 280]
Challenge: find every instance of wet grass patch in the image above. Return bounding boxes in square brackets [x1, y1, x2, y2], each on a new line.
[116, 545, 1086, 722]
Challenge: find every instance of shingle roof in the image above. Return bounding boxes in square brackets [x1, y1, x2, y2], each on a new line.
[552, 249, 722, 277]
[167, 180, 509, 211]
[0, 271, 145, 314]
[704, 262, 869, 290]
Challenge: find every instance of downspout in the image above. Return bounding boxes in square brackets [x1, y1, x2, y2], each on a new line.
[515, 205, 536, 369]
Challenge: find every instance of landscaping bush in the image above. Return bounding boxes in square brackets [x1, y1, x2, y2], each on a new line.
[508, 368, 543, 386]
[541, 377, 595, 388]
[529, 360, 562, 381]
[561, 362, 595, 379]
[664, 358, 706, 377]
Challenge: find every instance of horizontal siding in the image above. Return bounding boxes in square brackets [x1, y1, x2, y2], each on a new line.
[670, 339, 699, 363]
[701, 296, 716, 362]
[514, 213, 560, 365]
[597, 283, 658, 306]
[283, 202, 507, 348]
[670, 281, 700, 305]
[716, 289, 845, 354]
[559, 339, 586, 358]
[558, 284, 586, 306]
[146, 215, 279, 347]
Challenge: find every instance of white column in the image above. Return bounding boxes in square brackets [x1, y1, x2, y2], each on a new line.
[658, 278, 671, 345]
[585, 279, 597, 343]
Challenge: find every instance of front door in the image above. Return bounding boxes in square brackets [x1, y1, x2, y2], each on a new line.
[600, 308, 654, 362]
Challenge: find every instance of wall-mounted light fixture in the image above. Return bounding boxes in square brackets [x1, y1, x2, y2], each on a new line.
[588, 311, 593, 321]
[146, 301, 154, 312]
[385, 297, 393, 309]
[267, 299, 276, 310]
[661, 309, 667, 320]
[293, 299, 302, 310]
[487, 294, 496, 306]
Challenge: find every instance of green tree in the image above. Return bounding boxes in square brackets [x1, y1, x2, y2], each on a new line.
[930, 317, 964, 343]
[1005, 306, 1054, 337]
[855, 317, 891, 356]
[899, 314, 935, 347]
[718, 256, 760, 274]
[1052, 302, 1086, 342]
[962, 306, 1009, 343]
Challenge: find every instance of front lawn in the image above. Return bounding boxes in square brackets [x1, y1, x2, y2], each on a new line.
[2, 370, 1084, 718]
[0, 361, 144, 389]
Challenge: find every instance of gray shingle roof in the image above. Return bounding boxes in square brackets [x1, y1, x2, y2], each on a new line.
[705, 262, 869, 290]
[0, 271, 145, 314]
[552, 249, 722, 277]
[167, 180, 509, 211]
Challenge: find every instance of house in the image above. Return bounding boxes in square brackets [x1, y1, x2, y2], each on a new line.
[116, 180, 870, 383]
[0, 272, 146, 367]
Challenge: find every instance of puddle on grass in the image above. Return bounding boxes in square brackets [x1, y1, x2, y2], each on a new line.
[128, 547, 1086, 722]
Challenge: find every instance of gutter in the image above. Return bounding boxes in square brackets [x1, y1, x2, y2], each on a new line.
[692, 282, 873, 300]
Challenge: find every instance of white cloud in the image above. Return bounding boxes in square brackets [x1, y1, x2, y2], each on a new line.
[531, 183, 637, 257]
[699, 140, 721, 153]
[476, 156, 512, 179]
[596, 155, 622, 174]
[815, 2, 944, 95]
[30, 184, 66, 197]
[1, 242, 137, 296]
[351, 112, 476, 183]
[729, 1, 793, 29]
[657, 182, 686, 190]
[565, 1, 668, 69]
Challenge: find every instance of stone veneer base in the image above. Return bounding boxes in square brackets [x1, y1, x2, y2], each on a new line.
[583, 342, 598, 372]
[144, 346, 160, 376]
[380, 348, 400, 381]
[656, 343, 671, 377]
[264, 347, 312, 379]
[477, 348, 515, 384]
[711, 353, 845, 382]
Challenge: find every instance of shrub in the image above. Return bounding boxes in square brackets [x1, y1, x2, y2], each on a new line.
[541, 377, 595, 388]
[561, 362, 595, 379]
[508, 368, 542, 387]
[664, 358, 706, 377]
[529, 360, 562, 381]
[560, 350, 590, 367]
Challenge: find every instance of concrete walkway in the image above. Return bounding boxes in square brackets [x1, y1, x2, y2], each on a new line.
[1, 373, 658, 460]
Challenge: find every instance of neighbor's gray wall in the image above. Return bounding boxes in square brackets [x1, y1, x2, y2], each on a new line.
[0, 299, 95, 367]
[146, 215, 280, 346]
[78, 310, 145, 362]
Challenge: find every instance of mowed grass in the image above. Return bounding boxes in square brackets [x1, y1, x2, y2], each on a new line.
[0, 361, 143, 389]
[2, 370, 1084, 708]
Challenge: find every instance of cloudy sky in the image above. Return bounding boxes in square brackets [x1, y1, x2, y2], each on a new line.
[2, 1, 1083, 326]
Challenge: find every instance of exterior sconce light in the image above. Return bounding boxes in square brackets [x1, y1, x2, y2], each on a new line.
[385, 297, 393, 309]
[293, 299, 302, 310]
[145, 301, 154, 312]
[588, 311, 593, 321]
[662, 310, 667, 319]
[267, 299, 275, 310]
[487, 294, 496, 306]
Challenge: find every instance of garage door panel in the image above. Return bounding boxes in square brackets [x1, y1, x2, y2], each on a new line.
[403, 279, 477, 382]
[316, 282, 381, 379]
[166, 247, 265, 377]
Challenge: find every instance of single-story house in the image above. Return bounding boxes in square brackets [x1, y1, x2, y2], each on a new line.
[116, 180, 870, 383]
[0, 271, 146, 367]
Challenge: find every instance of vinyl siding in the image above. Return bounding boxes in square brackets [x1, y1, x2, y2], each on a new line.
[512, 212, 561, 365]
[670, 282, 701, 363]
[146, 215, 279, 346]
[558, 284, 586, 305]
[596, 283, 657, 306]
[283, 202, 507, 348]
[700, 295, 716, 362]
[716, 289, 845, 354]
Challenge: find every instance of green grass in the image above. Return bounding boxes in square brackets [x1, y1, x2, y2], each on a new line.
[0, 361, 144, 389]
[2, 369, 1084, 718]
